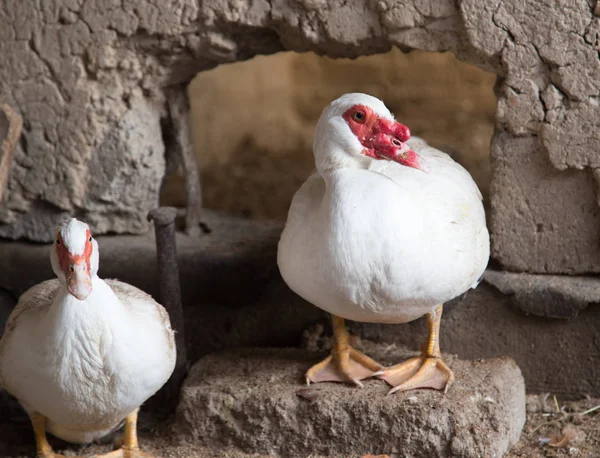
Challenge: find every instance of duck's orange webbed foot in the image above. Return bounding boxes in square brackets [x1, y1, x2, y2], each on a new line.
[380, 355, 454, 394]
[306, 346, 384, 387]
[306, 315, 384, 387]
[380, 304, 454, 395]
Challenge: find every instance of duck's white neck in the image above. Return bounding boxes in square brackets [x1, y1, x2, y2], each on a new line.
[41, 277, 125, 339]
[315, 144, 373, 176]
[313, 121, 373, 175]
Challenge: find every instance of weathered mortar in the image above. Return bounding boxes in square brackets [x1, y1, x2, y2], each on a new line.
[1, 0, 599, 273]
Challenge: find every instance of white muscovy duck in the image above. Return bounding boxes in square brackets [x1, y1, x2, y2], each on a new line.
[0, 218, 176, 457]
[278, 93, 489, 394]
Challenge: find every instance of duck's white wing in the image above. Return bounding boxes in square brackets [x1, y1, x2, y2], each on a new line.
[104, 279, 176, 367]
[3, 280, 59, 326]
[277, 170, 325, 290]
[0, 279, 60, 389]
[367, 136, 489, 294]
[0, 280, 59, 388]
[282, 169, 325, 222]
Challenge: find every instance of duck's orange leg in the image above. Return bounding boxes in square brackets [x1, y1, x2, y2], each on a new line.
[306, 315, 384, 387]
[30, 412, 67, 458]
[97, 409, 154, 458]
[380, 304, 454, 395]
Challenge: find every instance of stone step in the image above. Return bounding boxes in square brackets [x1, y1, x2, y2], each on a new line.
[175, 346, 526, 457]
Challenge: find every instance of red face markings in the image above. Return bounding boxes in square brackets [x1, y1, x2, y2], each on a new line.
[56, 229, 93, 275]
[342, 105, 379, 148]
[342, 103, 426, 171]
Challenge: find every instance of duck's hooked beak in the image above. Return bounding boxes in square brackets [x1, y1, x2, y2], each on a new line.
[66, 259, 92, 301]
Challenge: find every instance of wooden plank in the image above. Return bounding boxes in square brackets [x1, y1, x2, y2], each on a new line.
[0, 104, 22, 204]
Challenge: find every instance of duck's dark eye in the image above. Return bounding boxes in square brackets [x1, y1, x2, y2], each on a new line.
[353, 111, 366, 123]
[56, 239, 61, 245]
[89, 236, 92, 242]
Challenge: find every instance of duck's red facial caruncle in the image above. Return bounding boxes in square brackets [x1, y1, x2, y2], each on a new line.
[342, 104, 427, 172]
[55, 229, 94, 301]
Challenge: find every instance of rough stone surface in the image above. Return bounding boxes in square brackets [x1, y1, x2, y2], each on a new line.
[2, 395, 600, 458]
[475, 1, 600, 273]
[1, 212, 599, 397]
[0, 0, 599, 274]
[490, 133, 600, 274]
[175, 346, 526, 457]
[484, 268, 600, 319]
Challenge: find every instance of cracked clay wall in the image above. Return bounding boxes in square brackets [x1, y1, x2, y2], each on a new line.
[1, 0, 599, 274]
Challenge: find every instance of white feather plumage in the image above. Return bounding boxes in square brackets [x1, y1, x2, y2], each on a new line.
[278, 93, 489, 324]
[0, 223, 175, 444]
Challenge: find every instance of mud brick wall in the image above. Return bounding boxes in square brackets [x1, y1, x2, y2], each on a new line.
[1, 0, 599, 275]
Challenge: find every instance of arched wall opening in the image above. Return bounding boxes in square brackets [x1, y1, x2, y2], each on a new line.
[161, 49, 496, 221]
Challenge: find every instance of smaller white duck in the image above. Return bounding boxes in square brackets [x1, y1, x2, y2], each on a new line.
[0, 218, 176, 458]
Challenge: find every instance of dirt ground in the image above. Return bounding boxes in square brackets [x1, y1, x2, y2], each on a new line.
[161, 49, 496, 219]
[506, 395, 600, 458]
[1, 394, 598, 458]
